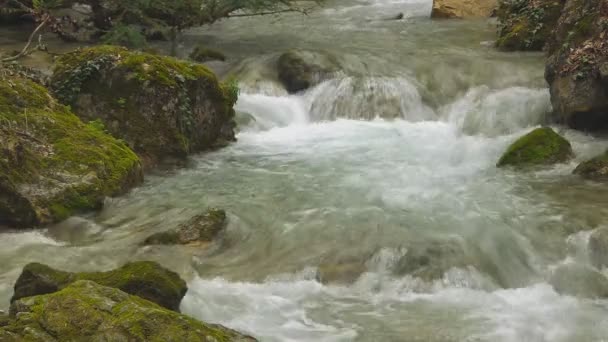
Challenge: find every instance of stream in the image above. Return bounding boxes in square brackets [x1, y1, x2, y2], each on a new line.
[2, 0, 608, 341]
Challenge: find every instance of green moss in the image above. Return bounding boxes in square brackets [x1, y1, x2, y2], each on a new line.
[497, 127, 573, 167]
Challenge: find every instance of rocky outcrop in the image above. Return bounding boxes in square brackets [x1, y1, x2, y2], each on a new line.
[50, 46, 237, 168]
[0, 280, 257, 342]
[143, 208, 227, 246]
[276, 49, 340, 93]
[497, 127, 573, 167]
[496, 0, 565, 51]
[11, 261, 186, 311]
[0, 75, 143, 228]
[545, 0, 608, 131]
[589, 228, 608, 268]
[549, 263, 608, 298]
[431, 0, 497, 19]
[574, 151, 608, 180]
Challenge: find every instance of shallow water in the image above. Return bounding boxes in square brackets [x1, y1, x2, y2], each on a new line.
[3, 0, 608, 341]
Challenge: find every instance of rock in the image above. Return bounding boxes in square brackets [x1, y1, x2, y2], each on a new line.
[1, 280, 257, 342]
[394, 239, 470, 281]
[574, 151, 608, 180]
[544, 0, 608, 131]
[11, 261, 187, 311]
[189, 45, 227, 63]
[549, 264, 608, 298]
[276, 49, 340, 93]
[431, 0, 497, 19]
[496, 127, 573, 168]
[589, 228, 608, 268]
[49, 46, 237, 169]
[316, 259, 367, 284]
[143, 208, 227, 246]
[0, 75, 143, 228]
[495, 0, 564, 51]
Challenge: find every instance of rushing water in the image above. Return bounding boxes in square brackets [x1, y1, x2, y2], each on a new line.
[3, 0, 608, 341]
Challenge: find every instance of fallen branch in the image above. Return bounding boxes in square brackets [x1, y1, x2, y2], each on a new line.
[1, 15, 50, 63]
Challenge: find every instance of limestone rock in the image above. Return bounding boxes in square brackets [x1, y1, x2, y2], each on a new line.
[431, 0, 497, 19]
[143, 208, 227, 246]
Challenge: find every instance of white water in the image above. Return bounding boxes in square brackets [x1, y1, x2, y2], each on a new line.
[3, 0, 608, 341]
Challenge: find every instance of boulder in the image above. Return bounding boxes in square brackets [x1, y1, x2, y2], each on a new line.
[431, 0, 497, 19]
[394, 239, 471, 281]
[11, 261, 187, 311]
[544, 0, 608, 131]
[190, 45, 227, 63]
[316, 258, 367, 284]
[50, 46, 237, 168]
[496, 127, 573, 167]
[143, 208, 227, 246]
[1, 280, 256, 342]
[276, 49, 340, 93]
[589, 228, 608, 268]
[496, 0, 565, 51]
[549, 263, 608, 298]
[574, 151, 608, 180]
[0, 75, 143, 228]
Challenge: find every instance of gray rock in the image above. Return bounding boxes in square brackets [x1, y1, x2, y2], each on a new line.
[549, 264, 608, 298]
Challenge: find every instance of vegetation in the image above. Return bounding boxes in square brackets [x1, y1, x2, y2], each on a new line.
[497, 127, 573, 167]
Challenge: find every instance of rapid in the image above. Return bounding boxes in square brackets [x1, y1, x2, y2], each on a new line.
[2, 0, 608, 341]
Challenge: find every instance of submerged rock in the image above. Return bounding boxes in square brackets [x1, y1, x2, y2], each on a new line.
[276, 49, 341, 93]
[143, 208, 227, 246]
[50, 46, 237, 168]
[0, 75, 143, 228]
[589, 228, 608, 269]
[550, 264, 608, 298]
[496, 127, 573, 168]
[11, 261, 186, 311]
[496, 0, 564, 51]
[431, 0, 497, 19]
[545, 0, 608, 131]
[1, 280, 257, 342]
[394, 239, 471, 281]
[316, 258, 367, 284]
[574, 151, 608, 180]
[190, 45, 227, 63]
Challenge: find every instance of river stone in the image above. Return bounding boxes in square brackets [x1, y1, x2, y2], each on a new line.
[495, 0, 564, 51]
[276, 49, 341, 93]
[431, 0, 497, 19]
[143, 208, 227, 246]
[49, 46, 237, 169]
[549, 264, 608, 298]
[574, 151, 608, 180]
[394, 239, 470, 281]
[189, 45, 227, 63]
[316, 259, 367, 284]
[589, 228, 608, 269]
[0, 74, 143, 228]
[544, 0, 608, 131]
[11, 261, 187, 311]
[1, 280, 257, 342]
[497, 127, 573, 168]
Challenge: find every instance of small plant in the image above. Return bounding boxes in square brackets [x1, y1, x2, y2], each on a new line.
[101, 25, 147, 49]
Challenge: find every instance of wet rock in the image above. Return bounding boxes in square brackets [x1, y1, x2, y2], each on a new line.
[11, 261, 187, 311]
[1, 280, 257, 342]
[276, 49, 341, 93]
[589, 228, 608, 268]
[189, 45, 227, 63]
[431, 0, 497, 19]
[394, 239, 470, 281]
[497, 127, 573, 168]
[49, 46, 237, 169]
[544, 0, 608, 131]
[574, 151, 608, 180]
[143, 208, 227, 246]
[495, 0, 564, 51]
[316, 259, 367, 284]
[550, 263, 608, 298]
[0, 75, 143, 228]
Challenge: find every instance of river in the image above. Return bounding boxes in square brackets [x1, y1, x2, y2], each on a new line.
[2, 0, 608, 341]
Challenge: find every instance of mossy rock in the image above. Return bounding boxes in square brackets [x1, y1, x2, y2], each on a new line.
[277, 49, 341, 93]
[496, 0, 565, 51]
[0, 75, 143, 228]
[574, 151, 608, 180]
[189, 45, 227, 63]
[497, 127, 573, 167]
[50, 46, 237, 168]
[1, 280, 257, 342]
[11, 261, 187, 311]
[143, 208, 227, 246]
